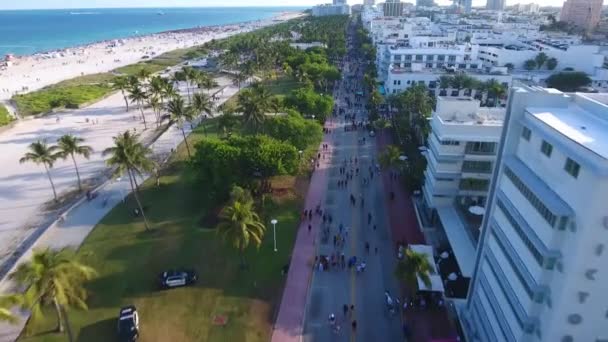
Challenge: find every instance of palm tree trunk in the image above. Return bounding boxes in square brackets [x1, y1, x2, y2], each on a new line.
[70, 154, 83, 192]
[138, 102, 148, 129]
[44, 163, 58, 202]
[53, 298, 64, 333]
[122, 91, 129, 112]
[180, 127, 191, 158]
[128, 168, 151, 231]
[186, 82, 192, 103]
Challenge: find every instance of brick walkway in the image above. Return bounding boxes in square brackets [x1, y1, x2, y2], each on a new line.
[377, 128, 456, 342]
[270, 120, 335, 342]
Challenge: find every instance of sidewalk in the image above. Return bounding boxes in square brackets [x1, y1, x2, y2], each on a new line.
[0, 81, 241, 342]
[376, 128, 455, 342]
[270, 120, 335, 342]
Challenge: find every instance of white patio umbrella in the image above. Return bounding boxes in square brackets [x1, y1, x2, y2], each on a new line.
[448, 272, 458, 281]
[468, 205, 485, 216]
[398, 155, 408, 161]
[440, 251, 449, 259]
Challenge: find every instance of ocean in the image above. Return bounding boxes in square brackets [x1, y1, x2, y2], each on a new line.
[0, 7, 306, 56]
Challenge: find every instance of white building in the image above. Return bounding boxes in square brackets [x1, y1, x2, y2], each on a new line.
[462, 86, 608, 342]
[419, 97, 505, 289]
[312, 4, 351, 16]
[382, 42, 512, 96]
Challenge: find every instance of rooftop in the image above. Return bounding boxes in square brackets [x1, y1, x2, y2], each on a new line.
[526, 93, 608, 160]
[436, 97, 506, 126]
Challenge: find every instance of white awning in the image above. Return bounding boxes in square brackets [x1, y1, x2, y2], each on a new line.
[436, 206, 476, 278]
[409, 244, 444, 293]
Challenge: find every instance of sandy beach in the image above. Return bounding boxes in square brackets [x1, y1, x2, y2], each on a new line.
[0, 11, 303, 101]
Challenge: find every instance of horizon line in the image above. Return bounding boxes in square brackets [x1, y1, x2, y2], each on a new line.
[0, 5, 311, 11]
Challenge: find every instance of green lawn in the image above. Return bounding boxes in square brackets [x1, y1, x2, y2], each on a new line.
[19, 119, 308, 342]
[113, 46, 208, 76]
[0, 104, 13, 126]
[13, 84, 112, 117]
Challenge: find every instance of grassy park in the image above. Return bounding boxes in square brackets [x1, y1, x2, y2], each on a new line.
[0, 104, 13, 126]
[19, 119, 310, 342]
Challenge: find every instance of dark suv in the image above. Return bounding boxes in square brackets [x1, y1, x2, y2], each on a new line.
[117, 306, 139, 341]
[158, 269, 198, 289]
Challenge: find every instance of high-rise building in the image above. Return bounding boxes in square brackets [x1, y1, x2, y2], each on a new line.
[312, 3, 351, 16]
[486, 0, 505, 11]
[363, 0, 376, 6]
[333, 0, 347, 5]
[383, 0, 404, 16]
[560, 0, 603, 33]
[461, 86, 608, 342]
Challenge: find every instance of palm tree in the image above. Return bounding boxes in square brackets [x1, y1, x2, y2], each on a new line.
[379, 145, 403, 172]
[137, 67, 152, 83]
[55, 135, 93, 192]
[237, 86, 267, 132]
[103, 131, 154, 231]
[112, 76, 131, 112]
[20, 140, 59, 202]
[485, 79, 506, 107]
[166, 96, 195, 157]
[395, 248, 432, 294]
[192, 92, 214, 118]
[535, 52, 548, 70]
[181, 66, 198, 103]
[10, 248, 96, 334]
[197, 72, 219, 94]
[128, 84, 149, 129]
[438, 75, 452, 96]
[217, 200, 266, 268]
[218, 111, 239, 137]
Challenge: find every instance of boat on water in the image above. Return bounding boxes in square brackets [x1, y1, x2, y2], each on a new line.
[157, 11, 165, 16]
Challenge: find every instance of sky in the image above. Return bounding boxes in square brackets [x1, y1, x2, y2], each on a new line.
[0, 0, 565, 11]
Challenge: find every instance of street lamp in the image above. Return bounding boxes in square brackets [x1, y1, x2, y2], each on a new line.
[271, 219, 278, 252]
[298, 150, 303, 159]
[312, 115, 316, 121]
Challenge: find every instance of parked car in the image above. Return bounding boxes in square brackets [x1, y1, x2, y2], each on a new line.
[117, 306, 139, 341]
[158, 269, 198, 289]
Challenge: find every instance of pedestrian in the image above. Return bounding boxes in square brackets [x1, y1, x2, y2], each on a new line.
[343, 304, 349, 317]
[365, 242, 370, 254]
[368, 212, 372, 224]
[352, 320, 357, 332]
[375, 246, 378, 254]
[350, 305, 355, 316]
[373, 224, 377, 231]
[308, 224, 312, 234]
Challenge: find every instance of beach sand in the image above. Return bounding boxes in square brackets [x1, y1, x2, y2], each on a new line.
[0, 11, 303, 101]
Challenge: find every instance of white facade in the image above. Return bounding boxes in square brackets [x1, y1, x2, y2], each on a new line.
[422, 97, 505, 278]
[312, 4, 351, 16]
[463, 86, 608, 342]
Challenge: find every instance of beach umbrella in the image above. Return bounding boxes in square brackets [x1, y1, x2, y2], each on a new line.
[448, 273, 458, 281]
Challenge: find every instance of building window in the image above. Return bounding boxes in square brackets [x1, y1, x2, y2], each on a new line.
[418, 80, 425, 85]
[436, 63, 444, 68]
[397, 80, 401, 85]
[459, 178, 490, 191]
[426, 54, 434, 61]
[521, 126, 531, 141]
[541, 140, 553, 157]
[470, 63, 478, 69]
[504, 166, 557, 227]
[429, 81, 437, 88]
[459, 63, 467, 69]
[451, 90, 459, 96]
[440, 139, 460, 146]
[437, 55, 445, 61]
[415, 55, 423, 61]
[405, 55, 412, 60]
[426, 63, 433, 68]
[465, 141, 496, 155]
[394, 54, 402, 61]
[393, 80, 397, 85]
[564, 158, 580, 179]
[448, 55, 456, 62]
[496, 199, 545, 267]
[462, 160, 493, 173]
[404, 62, 411, 68]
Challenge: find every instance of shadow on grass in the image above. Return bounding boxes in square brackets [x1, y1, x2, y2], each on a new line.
[76, 318, 115, 342]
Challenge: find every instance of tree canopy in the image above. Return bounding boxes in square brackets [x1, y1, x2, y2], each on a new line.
[545, 72, 591, 92]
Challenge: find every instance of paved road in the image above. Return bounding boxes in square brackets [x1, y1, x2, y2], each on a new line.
[302, 23, 403, 342]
